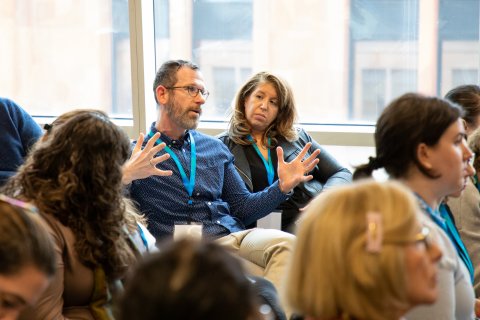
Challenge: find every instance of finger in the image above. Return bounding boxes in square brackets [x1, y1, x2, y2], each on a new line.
[304, 158, 320, 172]
[150, 141, 167, 157]
[301, 148, 320, 164]
[302, 174, 314, 182]
[152, 153, 170, 165]
[132, 133, 145, 154]
[301, 150, 320, 168]
[296, 142, 312, 160]
[155, 169, 173, 176]
[276, 146, 285, 163]
[144, 132, 160, 152]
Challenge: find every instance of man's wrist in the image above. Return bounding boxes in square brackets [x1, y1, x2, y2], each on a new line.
[122, 169, 133, 185]
[278, 179, 292, 194]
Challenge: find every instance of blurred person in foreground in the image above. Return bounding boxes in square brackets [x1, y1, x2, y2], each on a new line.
[0, 195, 56, 320]
[0, 97, 42, 186]
[118, 238, 273, 320]
[286, 180, 442, 320]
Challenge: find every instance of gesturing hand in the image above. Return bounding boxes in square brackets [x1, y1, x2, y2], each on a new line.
[122, 132, 173, 185]
[276, 142, 320, 193]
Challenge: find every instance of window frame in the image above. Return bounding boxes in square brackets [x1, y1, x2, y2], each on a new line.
[126, 0, 375, 148]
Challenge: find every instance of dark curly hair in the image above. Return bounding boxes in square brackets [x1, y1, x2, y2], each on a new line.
[2, 112, 135, 281]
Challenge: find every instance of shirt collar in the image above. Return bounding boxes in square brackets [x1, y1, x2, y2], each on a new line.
[149, 123, 190, 149]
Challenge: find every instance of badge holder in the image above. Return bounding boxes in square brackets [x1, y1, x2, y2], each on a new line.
[174, 222, 203, 241]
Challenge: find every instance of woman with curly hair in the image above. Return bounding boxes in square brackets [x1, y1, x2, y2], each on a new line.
[2, 111, 140, 319]
[218, 72, 351, 232]
[41, 109, 164, 254]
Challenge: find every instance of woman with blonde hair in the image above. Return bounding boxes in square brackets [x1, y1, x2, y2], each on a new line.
[286, 180, 442, 320]
[219, 71, 351, 232]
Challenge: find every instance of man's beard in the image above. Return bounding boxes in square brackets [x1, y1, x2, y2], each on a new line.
[165, 96, 200, 130]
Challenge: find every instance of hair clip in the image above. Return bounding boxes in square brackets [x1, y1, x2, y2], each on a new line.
[366, 212, 383, 253]
[43, 123, 52, 131]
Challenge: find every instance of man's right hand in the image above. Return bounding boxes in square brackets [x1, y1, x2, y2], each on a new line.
[122, 132, 173, 185]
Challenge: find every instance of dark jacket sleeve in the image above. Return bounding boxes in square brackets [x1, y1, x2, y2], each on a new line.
[296, 128, 352, 189]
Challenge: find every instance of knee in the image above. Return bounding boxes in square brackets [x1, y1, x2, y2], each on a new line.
[264, 230, 296, 250]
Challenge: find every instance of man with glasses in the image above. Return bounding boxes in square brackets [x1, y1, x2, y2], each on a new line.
[125, 60, 318, 312]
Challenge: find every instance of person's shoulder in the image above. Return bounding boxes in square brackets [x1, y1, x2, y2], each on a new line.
[217, 131, 237, 148]
[37, 212, 69, 248]
[284, 126, 311, 145]
[0, 97, 28, 112]
[418, 214, 458, 269]
[295, 126, 310, 139]
[0, 97, 21, 115]
[216, 130, 229, 141]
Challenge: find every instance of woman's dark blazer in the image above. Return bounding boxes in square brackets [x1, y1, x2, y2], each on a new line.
[217, 128, 352, 204]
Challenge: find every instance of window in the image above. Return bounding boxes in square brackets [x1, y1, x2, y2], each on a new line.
[152, 0, 480, 126]
[3, 0, 480, 153]
[0, 0, 132, 119]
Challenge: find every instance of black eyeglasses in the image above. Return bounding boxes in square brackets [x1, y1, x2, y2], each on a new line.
[165, 85, 210, 100]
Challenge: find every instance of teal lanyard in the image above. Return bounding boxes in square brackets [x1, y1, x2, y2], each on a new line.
[439, 204, 475, 283]
[247, 135, 274, 185]
[415, 194, 446, 229]
[415, 194, 474, 283]
[136, 223, 149, 252]
[148, 131, 196, 204]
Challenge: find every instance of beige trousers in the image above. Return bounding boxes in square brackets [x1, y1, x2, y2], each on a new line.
[216, 228, 295, 316]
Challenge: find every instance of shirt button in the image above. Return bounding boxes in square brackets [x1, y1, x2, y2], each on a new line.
[196, 193, 200, 196]
[207, 202, 211, 205]
[216, 220, 220, 223]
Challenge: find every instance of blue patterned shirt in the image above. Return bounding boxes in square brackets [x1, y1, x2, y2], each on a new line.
[128, 122, 289, 239]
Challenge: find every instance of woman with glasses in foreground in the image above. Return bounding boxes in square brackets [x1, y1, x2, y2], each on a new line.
[354, 93, 475, 319]
[0, 195, 56, 320]
[118, 238, 274, 320]
[286, 180, 441, 320]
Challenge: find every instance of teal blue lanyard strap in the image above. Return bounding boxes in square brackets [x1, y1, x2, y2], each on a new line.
[148, 131, 196, 203]
[415, 194, 474, 283]
[439, 204, 475, 283]
[247, 135, 274, 185]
